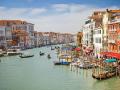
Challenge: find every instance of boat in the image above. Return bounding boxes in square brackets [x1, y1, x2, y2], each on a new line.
[53, 61, 61, 65]
[40, 53, 45, 56]
[47, 54, 51, 59]
[60, 61, 70, 65]
[53, 61, 70, 65]
[39, 51, 45, 56]
[19, 54, 34, 58]
[79, 63, 95, 69]
[7, 49, 21, 56]
[51, 47, 55, 50]
[92, 72, 116, 80]
[92, 58, 117, 80]
[53, 58, 70, 65]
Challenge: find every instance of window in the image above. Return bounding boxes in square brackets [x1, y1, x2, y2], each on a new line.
[118, 35, 120, 39]
[95, 38, 101, 43]
[99, 30, 101, 34]
[119, 46, 120, 51]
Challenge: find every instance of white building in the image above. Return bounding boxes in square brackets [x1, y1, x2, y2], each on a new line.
[82, 19, 94, 47]
[0, 26, 12, 49]
[93, 27, 103, 56]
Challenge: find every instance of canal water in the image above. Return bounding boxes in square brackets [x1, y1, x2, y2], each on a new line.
[0, 46, 120, 90]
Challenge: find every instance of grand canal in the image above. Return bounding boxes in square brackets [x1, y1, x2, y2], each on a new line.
[0, 46, 120, 90]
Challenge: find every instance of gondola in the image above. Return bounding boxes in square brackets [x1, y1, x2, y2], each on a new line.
[92, 72, 116, 80]
[40, 53, 45, 56]
[19, 54, 34, 58]
[47, 54, 51, 59]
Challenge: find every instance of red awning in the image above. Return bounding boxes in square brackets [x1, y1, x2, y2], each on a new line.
[107, 52, 120, 59]
[74, 48, 81, 51]
[100, 52, 110, 55]
[100, 52, 120, 59]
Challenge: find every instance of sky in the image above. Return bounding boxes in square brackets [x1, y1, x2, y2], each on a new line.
[0, 0, 120, 33]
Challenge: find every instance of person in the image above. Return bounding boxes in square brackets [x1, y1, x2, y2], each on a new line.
[48, 54, 51, 59]
[96, 55, 98, 59]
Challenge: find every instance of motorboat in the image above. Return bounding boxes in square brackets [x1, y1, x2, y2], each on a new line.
[7, 49, 21, 56]
[53, 59, 70, 65]
[53, 61, 61, 65]
[79, 63, 94, 69]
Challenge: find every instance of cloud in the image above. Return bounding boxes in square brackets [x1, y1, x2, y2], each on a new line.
[52, 4, 69, 12]
[30, 8, 47, 15]
[0, 7, 47, 19]
[0, 4, 119, 34]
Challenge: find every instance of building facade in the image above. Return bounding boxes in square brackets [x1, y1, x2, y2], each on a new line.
[0, 20, 34, 49]
[77, 32, 83, 47]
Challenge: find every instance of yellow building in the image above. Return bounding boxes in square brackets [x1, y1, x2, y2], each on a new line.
[77, 32, 83, 47]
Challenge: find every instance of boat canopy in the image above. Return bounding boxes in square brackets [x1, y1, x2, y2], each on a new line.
[104, 59, 117, 63]
[61, 47, 72, 50]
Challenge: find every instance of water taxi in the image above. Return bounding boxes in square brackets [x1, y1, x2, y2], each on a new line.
[7, 49, 21, 56]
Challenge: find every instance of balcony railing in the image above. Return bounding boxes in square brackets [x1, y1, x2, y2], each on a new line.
[108, 40, 115, 43]
[108, 18, 120, 24]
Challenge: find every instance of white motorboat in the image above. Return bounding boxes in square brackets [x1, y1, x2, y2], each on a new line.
[7, 49, 21, 56]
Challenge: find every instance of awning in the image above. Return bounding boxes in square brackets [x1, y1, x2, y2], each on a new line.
[104, 59, 117, 63]
[100, 52, 120, 59]
[74, 47, 81, 51]
[100, 52, 111, 55]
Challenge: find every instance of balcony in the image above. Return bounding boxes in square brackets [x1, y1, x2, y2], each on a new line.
[108, 40, 115, 43]
[109, 29, 117, 32]
[108, 18, 120, 24]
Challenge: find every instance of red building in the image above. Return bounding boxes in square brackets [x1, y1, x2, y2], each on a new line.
[108, 22, 120, 52]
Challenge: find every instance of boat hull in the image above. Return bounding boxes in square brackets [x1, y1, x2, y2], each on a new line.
[40, 53, 45, 56]
[53, 61, 70, 65]
[19, 55, 34, 58]
[7, 53, 21, 56]
[92, 72, 116, 80]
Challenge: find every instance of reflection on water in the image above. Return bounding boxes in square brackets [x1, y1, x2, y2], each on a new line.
[0, 46, 120, 90]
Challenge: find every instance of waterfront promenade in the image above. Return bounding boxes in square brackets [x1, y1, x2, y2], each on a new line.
[0, 46, 120, 90]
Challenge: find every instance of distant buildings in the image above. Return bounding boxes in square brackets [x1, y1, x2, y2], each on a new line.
[0, 20, 34, 49]
[0, 20, 74, 49]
